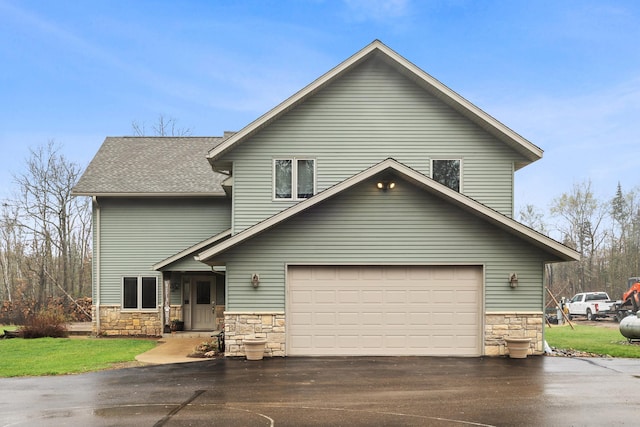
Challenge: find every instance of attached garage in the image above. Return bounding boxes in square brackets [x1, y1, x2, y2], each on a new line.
[287, 265, 483, 356]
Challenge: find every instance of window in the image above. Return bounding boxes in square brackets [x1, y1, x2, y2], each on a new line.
[432, 159, 461, 192]
[274, 158, 315, 200]
[123, 276, 158, 310]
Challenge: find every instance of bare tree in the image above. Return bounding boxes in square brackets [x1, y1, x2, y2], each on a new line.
[550, 180, 609, 294]
[11, 141, 91, 303]
[132, 114, 192, 137]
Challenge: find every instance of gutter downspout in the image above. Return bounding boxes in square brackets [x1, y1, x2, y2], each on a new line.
[93, 196, 101, 335]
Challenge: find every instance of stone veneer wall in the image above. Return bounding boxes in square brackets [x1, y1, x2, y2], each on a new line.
[92, 305, 163, 336]
[224, 312, 286, 357]
[484, 312, 543, 356]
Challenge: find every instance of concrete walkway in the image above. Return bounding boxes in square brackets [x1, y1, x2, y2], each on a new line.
[135, 333, 216, 365]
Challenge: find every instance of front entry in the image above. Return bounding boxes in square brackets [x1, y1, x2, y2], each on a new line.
[191, 278, 215, 330]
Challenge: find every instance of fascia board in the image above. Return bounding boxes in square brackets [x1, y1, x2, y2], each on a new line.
[72, 192, 226, 197]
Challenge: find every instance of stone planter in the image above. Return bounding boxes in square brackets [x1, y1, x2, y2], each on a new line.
[504, 338, 531, 359]
[244, 338, 267, 360]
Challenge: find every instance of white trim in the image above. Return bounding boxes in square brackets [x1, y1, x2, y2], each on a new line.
[196, 158, 579, 262]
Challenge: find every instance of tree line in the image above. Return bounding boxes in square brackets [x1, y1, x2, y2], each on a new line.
[1, 142, 91, 321]
[520, 180, 640, 302]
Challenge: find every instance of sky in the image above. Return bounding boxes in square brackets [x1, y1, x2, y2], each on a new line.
[1, 0, 639, 221]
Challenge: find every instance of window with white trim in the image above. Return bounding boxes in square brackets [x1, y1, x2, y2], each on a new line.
[274, 158, 315, 200]
[431, 159, 461, 192]
[123, 276, 158, 310]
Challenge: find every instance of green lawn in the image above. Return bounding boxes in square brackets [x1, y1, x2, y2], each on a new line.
[0, 337, 157, 377]
[545, 324, 640, 358]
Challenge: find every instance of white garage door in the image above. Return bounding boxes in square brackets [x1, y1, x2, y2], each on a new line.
[287, 265, 482, 356]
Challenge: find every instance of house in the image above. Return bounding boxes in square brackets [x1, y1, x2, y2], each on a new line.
[73, 40, 579, 357]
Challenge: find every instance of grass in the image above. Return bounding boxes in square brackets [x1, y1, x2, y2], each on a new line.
[0, 337, 157, 377]
[545, 324, 640, 358]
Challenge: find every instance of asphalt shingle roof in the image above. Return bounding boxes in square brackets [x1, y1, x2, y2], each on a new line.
[73, 137, 227, 195]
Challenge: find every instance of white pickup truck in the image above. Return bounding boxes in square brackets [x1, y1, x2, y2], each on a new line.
[565, 292, 616, 321]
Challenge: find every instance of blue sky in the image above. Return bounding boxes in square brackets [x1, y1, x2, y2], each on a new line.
[1, 0, 639, 219]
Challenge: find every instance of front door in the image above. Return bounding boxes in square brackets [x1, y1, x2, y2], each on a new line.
[192, 278, 215, 330]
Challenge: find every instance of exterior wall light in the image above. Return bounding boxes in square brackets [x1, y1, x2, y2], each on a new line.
[251, 273, 260, 288]
[509, 273, 518, 288]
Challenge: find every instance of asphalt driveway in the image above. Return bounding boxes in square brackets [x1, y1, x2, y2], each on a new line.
[1, 356, 639, 426]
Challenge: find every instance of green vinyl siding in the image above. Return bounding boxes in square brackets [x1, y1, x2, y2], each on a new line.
[94, 197, 231, 305]
[222, 57, 526, 234]
[216, 176, 555, 312]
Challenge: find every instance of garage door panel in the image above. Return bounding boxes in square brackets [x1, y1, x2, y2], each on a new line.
[361, 312, 383, 324]
[290, 312, 312, 325]
[314, 312, 336, 325]
[408, 290, 431, 303]
[362, 291, 383, 302]
[315, 291, 336, 303]
[408, 312, 431, 323]
[288, 265, 482, 356]
[385, 312, 407, 324]
[386, 291, 407, 303]
[290, 290, 312, 303]
[433, 290, 454, 303]
[338, 312, 359, 324]
[338, 290, 359, 303]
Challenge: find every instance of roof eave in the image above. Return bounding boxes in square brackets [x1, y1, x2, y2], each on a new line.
[72, 191, 227, 198]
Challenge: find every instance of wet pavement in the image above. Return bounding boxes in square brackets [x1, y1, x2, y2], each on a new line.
[1, 356, 639, 426]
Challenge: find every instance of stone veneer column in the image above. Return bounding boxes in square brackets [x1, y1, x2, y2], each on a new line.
[224, 312, 286, 357]
[484, 312, 543, 356]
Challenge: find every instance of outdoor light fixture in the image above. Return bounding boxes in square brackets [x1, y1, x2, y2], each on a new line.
[377, 181, 395, 190]
[251, 273, 260, 288]
[509, 273, 518, 288]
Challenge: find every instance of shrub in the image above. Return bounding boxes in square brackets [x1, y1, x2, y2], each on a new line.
[21, 309, 69, 338]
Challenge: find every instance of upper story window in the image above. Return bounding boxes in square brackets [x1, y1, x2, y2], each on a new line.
[123, 276, 157, 310]
[274, 158, 316, 200]
[432, 159, 461, 192]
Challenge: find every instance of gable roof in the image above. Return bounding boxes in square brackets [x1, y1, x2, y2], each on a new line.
[73, 137, 228, 196]
[196, 159, 579, 263]
[207, 40, 542, 171]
